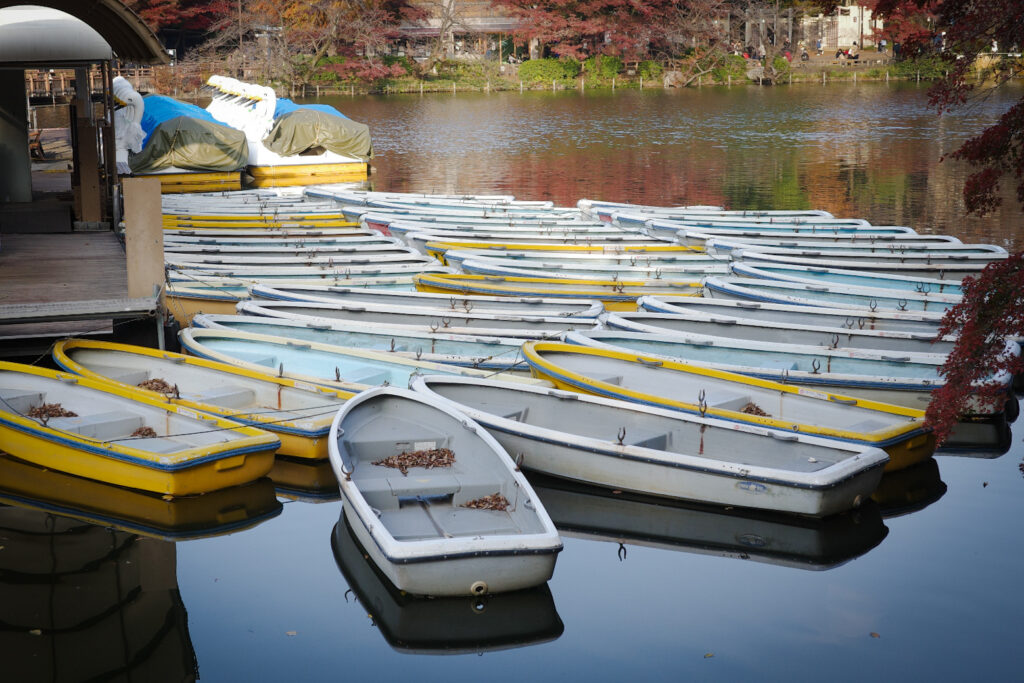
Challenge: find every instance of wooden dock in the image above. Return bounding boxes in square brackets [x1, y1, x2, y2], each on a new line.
[0, 232, 161, 359]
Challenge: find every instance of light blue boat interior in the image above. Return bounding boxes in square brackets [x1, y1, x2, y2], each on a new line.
[188, 338, 477, 386]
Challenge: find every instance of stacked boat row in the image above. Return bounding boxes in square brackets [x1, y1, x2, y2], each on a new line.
[2, 187, 1012, 597]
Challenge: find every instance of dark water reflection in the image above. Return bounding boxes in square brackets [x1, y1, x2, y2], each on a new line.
[10, 84, 1024, 679]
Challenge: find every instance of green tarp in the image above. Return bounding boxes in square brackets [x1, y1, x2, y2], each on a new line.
[262, 109, 373, 161]
[129, 116, 248, 174]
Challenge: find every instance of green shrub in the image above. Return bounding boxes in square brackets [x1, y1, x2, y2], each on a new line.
[583, 55, 623, 81]
[638, 60, 663, 80]
[517, 57, 581, 84]
[772, 55, 791, 74]
[710, 54, 747, 83]
[890, 54, 946, 80]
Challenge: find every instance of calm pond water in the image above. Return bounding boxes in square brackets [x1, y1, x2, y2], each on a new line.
[6, 83, 1024, 681]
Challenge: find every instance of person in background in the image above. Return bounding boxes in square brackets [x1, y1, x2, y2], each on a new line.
[848, 41, 860, 60]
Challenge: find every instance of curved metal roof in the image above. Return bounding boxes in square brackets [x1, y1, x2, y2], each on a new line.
[0, 2, 168, 64]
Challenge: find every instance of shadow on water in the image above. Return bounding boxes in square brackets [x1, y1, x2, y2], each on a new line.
[0, 507, 198, 682]
[331, 512, 563, 655]
[526, 473, 889, 571]
[0, 454, 282, 541]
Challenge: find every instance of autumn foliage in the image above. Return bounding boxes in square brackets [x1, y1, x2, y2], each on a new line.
[926, 254, 1024, 443]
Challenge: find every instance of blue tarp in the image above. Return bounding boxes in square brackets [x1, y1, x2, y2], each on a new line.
[140, 95, 228, 147]
[273, 98, 348, 120]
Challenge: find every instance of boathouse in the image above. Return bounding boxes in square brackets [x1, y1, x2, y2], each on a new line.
[0, 1, 169, 359]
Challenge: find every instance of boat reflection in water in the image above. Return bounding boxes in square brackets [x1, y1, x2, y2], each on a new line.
[269, 456, 340, 503]
[331, 512, 564, 654]
[528, 474, 889, 571]
[0, 454, 283, 540]
[871, 457, 947, 518]
[0, 506, 198, 682]
[936, 418, 1013, 459]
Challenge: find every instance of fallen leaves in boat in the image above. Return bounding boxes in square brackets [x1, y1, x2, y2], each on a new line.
[131, 426, 158, 438]
[740, 402, 769, 417]
[461, 493, 510, 511]
[138, 378, 176, 394]
[28, 403, 77, 418]
[373, 448, 455, 475]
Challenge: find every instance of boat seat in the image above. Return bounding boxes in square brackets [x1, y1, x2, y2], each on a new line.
[0, 388, 46, 415]
[844, 419, 888, 435]
[624, 428, 670, 451]
[46, 411, 145, 440]
[757, 359, 800, 372]
[434, 506, 519, 537]
[131, 437, 187, 454]
[501, 407, 529, 422]
[701, 389, 751, 412]
[190, 385, 256, 409]
[83, 364, 151, 386]
[342, 369, 392, 386]
[591, 374, 623, 386]
[230, 351, 279, 368]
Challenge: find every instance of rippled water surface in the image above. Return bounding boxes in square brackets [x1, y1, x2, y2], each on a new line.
[332, 82, 1024, 248]
[6, 84, 1024, 681]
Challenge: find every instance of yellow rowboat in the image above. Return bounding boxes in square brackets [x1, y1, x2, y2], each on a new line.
[163, 217, 360, 230]
[0, 455, 283, 540]
[162, 211, 351, 222]
[0, 362, 280, 495]
[53, 339, 354, 461]
[246, 161, 369, 187]
[424, 240, 699, 263]
[137, 171, 243, 194]
[520, 342, 934, 471]
[414, 273, 702, 312]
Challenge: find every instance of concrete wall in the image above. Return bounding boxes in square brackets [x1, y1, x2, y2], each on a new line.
[0, 69, 32, 203]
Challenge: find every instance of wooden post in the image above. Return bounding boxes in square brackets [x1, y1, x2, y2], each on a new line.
[122, 177, 164, 304]
[520, 80, 523, 93]
[612, 77, 616, 90]
[823, 71, 826, 84]
[640, 76, 643, 89]
[581, 78, 584, 91]
[886, 70, 889, 83]
[552, 79, 556, 91]
[728, 75, 731, 87]
[854, 72, 857, 83]
[420, 81, 423, 95]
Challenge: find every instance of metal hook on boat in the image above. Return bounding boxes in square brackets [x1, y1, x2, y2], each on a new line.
[830, 333, 840, 349]
[897, 298, 908, 311]
[449, 297, 457, 310]
[618, 543, 627, 561]
[429, 320, 440, 332]
[617, 427, 626, 445]
[857, 317, 866, 330]
[278, 362, 284, 377]
[389, 338, 396, 352]
[698, 388, 707, 417]
[781, 369, 789, 384]
[335, 367, 341, 382]
[811, 358, 821, 374]
[441, 316, 451, 328]
[868, 300, 878, 312]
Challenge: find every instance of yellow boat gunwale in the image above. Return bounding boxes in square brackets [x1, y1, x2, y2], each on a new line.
[413, 273, 702, 311]
[519, 341, 930, 448]
[0, 362, 281, 495]
[52, 339, 354, 460]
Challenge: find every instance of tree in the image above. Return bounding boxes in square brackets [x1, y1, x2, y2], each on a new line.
[490, 0, 686, 61]
[869, 0, 1024, 441]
